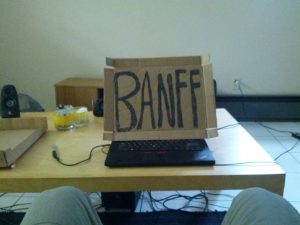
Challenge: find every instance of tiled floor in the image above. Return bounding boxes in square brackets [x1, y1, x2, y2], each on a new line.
[241, 121, 300, 212]
[1, 121, 300, 215]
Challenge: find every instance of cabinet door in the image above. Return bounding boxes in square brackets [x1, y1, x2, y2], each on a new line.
[55, 86, 100, 110]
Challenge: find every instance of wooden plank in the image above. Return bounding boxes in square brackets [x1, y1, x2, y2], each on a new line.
[0, 117, 47, 130]
[0, 110, 285, 195]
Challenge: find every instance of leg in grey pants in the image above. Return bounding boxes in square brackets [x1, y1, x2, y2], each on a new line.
[21, 186, 300, 225]
[20, 186, 103, 225]
[221, 187, 300, 225]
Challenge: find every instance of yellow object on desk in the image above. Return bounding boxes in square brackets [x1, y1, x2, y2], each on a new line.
[53, 105, 89, 130]
[53, 105, 74, 130]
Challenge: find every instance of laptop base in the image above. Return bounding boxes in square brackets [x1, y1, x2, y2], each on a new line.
[105, 139, 215, 167]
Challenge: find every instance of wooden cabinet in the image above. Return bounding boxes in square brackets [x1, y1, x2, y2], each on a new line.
[55, 77, 104, 110]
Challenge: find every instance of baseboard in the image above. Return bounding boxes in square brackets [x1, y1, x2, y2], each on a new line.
[216, 96, 300, 121]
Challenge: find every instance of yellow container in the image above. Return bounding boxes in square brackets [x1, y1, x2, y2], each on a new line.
[72, 107, 89, 127]
[54, 105, 74, 130]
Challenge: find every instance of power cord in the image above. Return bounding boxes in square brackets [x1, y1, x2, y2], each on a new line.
[51, 144, 110, 166]
[145, 191, 210, 212]
[258, 122, 294, 135]
[217, 123, 240, 130]
[274, 140, 300, 161]
[257, 122, 300, 160]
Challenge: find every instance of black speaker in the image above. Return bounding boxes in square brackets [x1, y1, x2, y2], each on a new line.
[101, 192, 141, 212]
[93, 88, 104, 117]
[93, 98, 104, 117]
[1, 85, 20, 118]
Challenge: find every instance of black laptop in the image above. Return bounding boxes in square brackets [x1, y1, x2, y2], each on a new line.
[104, 139, 215, 167]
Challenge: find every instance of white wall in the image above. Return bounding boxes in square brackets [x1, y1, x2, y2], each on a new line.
[1, 0, 300, 110]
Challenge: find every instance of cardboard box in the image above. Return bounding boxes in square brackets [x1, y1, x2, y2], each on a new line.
[0, 117, 47, 167]
[103, 56, 218, 141]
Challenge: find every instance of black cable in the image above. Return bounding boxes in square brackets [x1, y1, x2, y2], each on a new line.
[257, 122, 300, 160]
[101, 147, 109, 155]
[215, 161, 276, 166]
[200, 191, 209, 212]
[140, 190, 237, 213]
[138, 191, 145, 212]
[146, 191, 163, 211]
[7, 193, 25, 212]
[217, 123, 240, 130]
[205, 191, 235, 199]
[0, 203, 31, 213]
[0, 193, 6, 198]
[146, 191, 209, 212]
[274, 140, 300, 161]
[237, 82, 247, 119]
[52, 144, 110, 166]
[258, 122, 294, 135]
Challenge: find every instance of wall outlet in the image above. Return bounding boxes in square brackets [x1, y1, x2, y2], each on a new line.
[233, 79, 240, 90]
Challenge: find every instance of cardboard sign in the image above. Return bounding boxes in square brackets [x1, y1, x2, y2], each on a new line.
[103, 56, 218, 141]
[0, 117, 47, 167]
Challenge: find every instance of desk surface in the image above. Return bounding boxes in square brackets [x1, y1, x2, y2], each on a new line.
[0, 109, 285, 195]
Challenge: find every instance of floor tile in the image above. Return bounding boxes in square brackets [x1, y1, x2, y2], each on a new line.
[275, 137, 300, 152]
[14, 196, 34, 212]
[261, 122, 300, 137]
[253, 136, 286, 158]
[0, 196, 18, 210]
[290, 201, 300, 213]
[291, 153, 300, 164]
[284, 173, 300, 201]
[0, 193, 25, 212]
[275, 153, 300, 173]
[240, 122, 272, 137]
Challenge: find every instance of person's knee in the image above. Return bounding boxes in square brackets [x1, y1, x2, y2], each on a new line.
[235, 187, 273, 203]
[236, 187, 286, 203]
[40, 186, 87, 202]
[46, 186, 83, 195]
[239, 187, 267, 196]
[42, 186, 82, 196]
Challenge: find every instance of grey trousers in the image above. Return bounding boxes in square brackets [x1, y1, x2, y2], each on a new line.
[20, 186, 300, 225]
[20, 186, 103, 225]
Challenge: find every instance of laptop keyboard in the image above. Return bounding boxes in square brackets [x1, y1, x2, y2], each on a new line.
[113, 139, 206, 152]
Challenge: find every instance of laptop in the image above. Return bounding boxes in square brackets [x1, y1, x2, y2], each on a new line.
[103, 56, 218, 168]
[104, 139, 215, 167]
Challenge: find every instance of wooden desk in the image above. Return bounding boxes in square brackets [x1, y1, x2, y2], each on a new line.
[0, 109, 285, 195]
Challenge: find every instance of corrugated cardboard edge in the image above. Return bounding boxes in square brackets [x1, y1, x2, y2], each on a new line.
[104, 128, 218, 141]
[106, 55, 210, 68]
[2, 128, 45, 167]
[103, 69, 114, 135]
[202, 64, 218, 132]
[0, 117, 47, 167]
